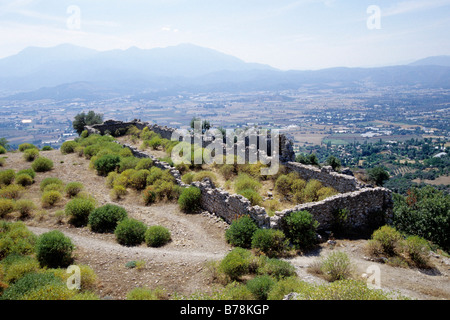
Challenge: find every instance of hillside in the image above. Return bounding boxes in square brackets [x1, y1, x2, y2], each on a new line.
[0, 134, 449, 301]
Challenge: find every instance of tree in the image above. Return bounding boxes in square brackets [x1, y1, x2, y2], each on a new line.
[73, 111, 103, 135]
[190, 117, 211, 132]
[0, 138, 10, 151]
[326, 155, 341, 171]
[367, 166, 390, 186]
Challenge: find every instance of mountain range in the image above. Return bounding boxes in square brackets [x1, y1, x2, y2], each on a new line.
[1, 43, 449, 100]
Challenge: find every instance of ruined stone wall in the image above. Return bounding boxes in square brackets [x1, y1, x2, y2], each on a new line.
[284, 162, 363, 193]
[270, 187, 393, 233]
[86, 120, 393, 234]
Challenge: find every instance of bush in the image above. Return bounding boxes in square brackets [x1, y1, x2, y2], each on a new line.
[18, 143, 36, 152]
[225, 216, 258, 248]
[0, 254, 40, 284]
[41, 191, 62, 207]
[238, 189, 263, 206]
[0, 221, 37, 259]
[257, 257, 296, 280]
[142, 186, 157, 205]
[65, 197, 95, 227]
[41, 145, 53, 151]
[192, 171, 217, 184]
[94, 154, 121, 176]
[0, 272, 68, 300]
[145, 225, 171, 247]
[23, 148, 39, 162]
[36, 230, 74, 268]
[320, 251, 353, 282]
[0, 146, 6, 154]
[40, 178, 64, 191]
[251, 229, 289, 257]
[0, 184, 24, 199]
[15, 174, 34, 187]
[234, 173, 261, 194]
[246, 275, 275, 300]
[118, 157, 140, 173]
[267, 276, 311, 300]
[114, 219, 147, 246]
[283, 210, 319, 250]
[110, 185, 127, 200]
[43, 183, 64, 192]
[275, 175, 292, 196]
[178, 186, 201, 213]
[0, 169, 15, 186]
[17, 169, 35, 180]
[31, 157, 53, 172]
[88, 204, 128, 233]
[404, 235, 431, 268]
[130, 169, 150, 190]
[14, 199, 37, 217]
[64, 182, 84, 197]
[0, 198, 15, 217]
[181, 172, 194, 185]
[370, 225, 403, 256]
[135, 158, 153, 170]
[219, 248, 252, 281]
[219, 164, 235, 180]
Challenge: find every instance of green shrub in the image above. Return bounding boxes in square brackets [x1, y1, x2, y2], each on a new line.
[283, 210, 319, 250]
[146, 167, 174, 185]
[234, 173, 261, 194]
[43, 183, 64, 192]
[32, 157, 53, 172]
[41, 145, 53, 151]
[221, 282, 254, 300]
[251, 229, 289, 257]
[0, 169, 15, 186]
[219, 164, 235, 180]
[178, 186, 201, 213]
[105, 171, 119, 188]
[23, 148, 39, 162]
[88, 204, 128, 233]
[181, 172, 195, 184]
[0, 254, 40, 284]
[404, 235, 431, 268]
[0, 198, 15, 217]
[110, 185, 127, 200]
[142, 186, 157, 205]
[65, 197, 95, 227]
[17, 169, 35, 180]
[145, 225, 171, 247]
[0, 157, 5, 167]
[257, 257, 296, 280]
[153, 180, 180, 201]
[41, 191, 62, 207]
[370, 225, 403, 256]
[118, 156, 140, 173]
[0, 221, 37, 259]
[0, 184, 24, 199]
[192, 171, 217, 184]
[320, 251, 353, 282]
[18, 143, 36, 152]
[40, 178, 64, 191]
[267, 276, 311, 300]
[114, 219, 147, 247]
[246, 275, 275, 300]
[225, 216, 258, 248]
[36, 230, 74, 268]
[64, 182, 84, 197]
[135, 158, 153, 170]
[14, 199, 37, 217]
[130, 169, 150, 190]
[94, 154, 121, 176]
[148, 137, 162, 150]
[219, 248, 252, 281]
[0, 146, 6, 154]
[15, 174, 34, 187]
[275, 175, 292, 196]
[60, 141, 78, 154]
[238, 189, 263, 206]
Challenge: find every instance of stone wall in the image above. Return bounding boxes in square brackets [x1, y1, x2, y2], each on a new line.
[284, 162, 364, 193]
[86, 120, 393, 235]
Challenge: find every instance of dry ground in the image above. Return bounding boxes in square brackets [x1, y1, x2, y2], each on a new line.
[1, 148, 450, 300]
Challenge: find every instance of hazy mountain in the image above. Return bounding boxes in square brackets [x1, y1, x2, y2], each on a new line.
[409, 55, 450, 67]
[1, 43, 449, 100]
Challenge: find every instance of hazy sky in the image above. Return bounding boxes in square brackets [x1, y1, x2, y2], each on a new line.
[1, 0, 449, 70]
